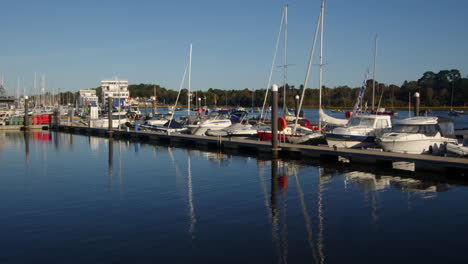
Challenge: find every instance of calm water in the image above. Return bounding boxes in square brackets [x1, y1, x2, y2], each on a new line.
[1, 131, 468, 263]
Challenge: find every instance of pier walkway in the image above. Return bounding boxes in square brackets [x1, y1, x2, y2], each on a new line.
[54, 124, 468, 174]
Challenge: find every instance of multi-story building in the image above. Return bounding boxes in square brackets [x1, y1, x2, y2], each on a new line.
[78, 89, 98, 107]
[100, 80, 129, 108]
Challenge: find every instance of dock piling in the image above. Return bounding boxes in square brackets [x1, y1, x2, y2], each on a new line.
[108, 96, 113, 138]
[414, 92, 420, 116]
[23, 96, 29, 131]
[271, 84, 279, 157]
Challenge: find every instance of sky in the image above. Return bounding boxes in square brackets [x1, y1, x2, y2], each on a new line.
[1, 0, 468, 95]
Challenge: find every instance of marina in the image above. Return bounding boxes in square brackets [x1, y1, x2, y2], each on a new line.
[1, 0, 468, 262]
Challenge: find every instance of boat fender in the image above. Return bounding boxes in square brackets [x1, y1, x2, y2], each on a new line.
[345, 111, 353, 119]
[278, 117, 287, 131]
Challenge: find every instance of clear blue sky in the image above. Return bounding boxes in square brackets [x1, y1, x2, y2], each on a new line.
[1, 0, 467, 94]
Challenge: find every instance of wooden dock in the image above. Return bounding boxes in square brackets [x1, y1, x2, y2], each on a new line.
[54, 124, 468, 175]
[0, 125, 49, 131]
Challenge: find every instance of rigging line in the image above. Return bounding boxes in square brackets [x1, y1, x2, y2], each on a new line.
[187, 152, 197, 237]
[317, 168, 326, 264]
[293, 169, 319, 263]
[293, 5, 322, 133]
[260, 7, 286, 121]
[168, 62, 189, 128]
[283, 4, 289, 116]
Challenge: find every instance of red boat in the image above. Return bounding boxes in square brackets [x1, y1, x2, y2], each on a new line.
[257, 118, 319, 141]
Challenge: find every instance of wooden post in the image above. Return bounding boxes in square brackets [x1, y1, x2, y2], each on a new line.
[23, 96, 29, 130]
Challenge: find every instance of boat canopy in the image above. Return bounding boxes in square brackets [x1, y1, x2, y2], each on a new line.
[319, 109, 348, 126]
[437, 117, 455, 136]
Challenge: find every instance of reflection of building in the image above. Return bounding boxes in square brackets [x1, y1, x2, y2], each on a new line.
[79, 89, 98, 107]
[100, 80, 129, 108]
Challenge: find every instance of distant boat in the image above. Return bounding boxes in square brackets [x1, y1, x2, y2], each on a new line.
[448, 77, 463, 116]
[448, 110, 464, 116]
[370, 108, 398, 116]
[331, 109, 343, 113]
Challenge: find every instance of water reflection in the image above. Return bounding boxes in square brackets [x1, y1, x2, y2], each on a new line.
[1, 132, 467, 263]
[266, 159, 327, 264]
[24, 132, 30, 166]
[108, 138, 113, 187]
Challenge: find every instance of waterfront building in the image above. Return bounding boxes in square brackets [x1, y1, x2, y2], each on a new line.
[100, 80, 129, 108]
[78, 89, 98, 107]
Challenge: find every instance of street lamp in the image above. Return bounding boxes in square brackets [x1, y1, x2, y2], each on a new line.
[198, 97, 201, 109]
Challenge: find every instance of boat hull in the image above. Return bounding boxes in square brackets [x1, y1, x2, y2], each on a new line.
[377, 138, 455, 154]
[326, 133, 376, 148]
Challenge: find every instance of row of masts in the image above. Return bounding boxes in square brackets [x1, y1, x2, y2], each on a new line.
[0, 72, 84, 109]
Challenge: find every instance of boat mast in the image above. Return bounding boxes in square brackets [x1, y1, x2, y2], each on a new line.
[372, 34, 378, 111]
[293, 0, 322, 133]
[153, 85, 157, 114]
[188, 43, 192, 116]
[450, 80, 454, 111]
[260, 8, 285, 120]
[318, 0, 325, 130]
[283, 4, 288, 117]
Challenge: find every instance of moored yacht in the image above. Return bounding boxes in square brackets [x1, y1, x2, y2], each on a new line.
[187, 110, 232, 136]
[376, 116, 457, 154]
[326, 114, 392, 148]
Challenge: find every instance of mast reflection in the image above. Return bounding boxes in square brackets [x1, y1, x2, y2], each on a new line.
[187, 151, 196, 238]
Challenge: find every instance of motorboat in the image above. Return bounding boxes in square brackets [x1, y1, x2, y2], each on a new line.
[142, 119, 190, 134]
[326, 114, 392, 148]
[127, 104, 142, 119]
[90, 112, 128, 129]
[448, 110, 464, 116]
[376, 116, 457, 154]
[206, 122, 258, 137]
[144, 113, 172, 126]
[187, 110, 232, 136]
[206, 111, 257, 137]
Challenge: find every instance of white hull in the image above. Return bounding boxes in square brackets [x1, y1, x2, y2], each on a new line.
[188, 120, 232, 136]
[146, 119, 168, 126]
[446, 143, 468, 156]
[378, 137, 456, 154]
[90, 118, 127, 129]
[326, 137, 374, 149]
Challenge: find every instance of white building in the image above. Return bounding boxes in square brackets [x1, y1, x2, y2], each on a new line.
[79, 89, 98, 107]
[100, 80, 129, 108]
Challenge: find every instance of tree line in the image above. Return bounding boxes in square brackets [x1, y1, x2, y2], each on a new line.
[57, 69, 468, 108]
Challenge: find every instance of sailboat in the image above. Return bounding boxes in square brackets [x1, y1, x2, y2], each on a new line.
[448, 79, 463, 116]
[324, 35, 394, 149]
[142, 44, 193, 134]
[257, 3, 324, 143]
